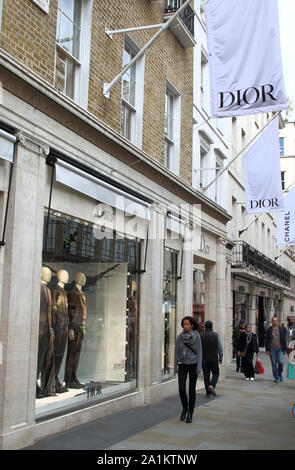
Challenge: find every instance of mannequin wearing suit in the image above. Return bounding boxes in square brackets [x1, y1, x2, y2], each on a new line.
[36, 267, 56, 398]
[52, 269, 69, 393]
[64, 272, 87, 389]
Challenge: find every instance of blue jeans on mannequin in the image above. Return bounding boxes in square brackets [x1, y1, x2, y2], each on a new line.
[269, 347, 284, 381]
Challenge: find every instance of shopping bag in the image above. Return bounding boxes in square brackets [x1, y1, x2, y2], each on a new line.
[254, 361, 259, 374]
[255, 359, 264, 375]
[287, 362, 294, 380]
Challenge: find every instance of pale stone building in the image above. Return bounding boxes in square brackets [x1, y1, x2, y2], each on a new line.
[279, 121, 295, 328]
[0, 0, 231, 449]
[227, 113, 294, 351]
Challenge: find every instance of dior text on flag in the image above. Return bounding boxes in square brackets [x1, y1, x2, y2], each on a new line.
[243, 116, 283, 215]
[277, 186, 295, 246]
[204, 0, 287, 118]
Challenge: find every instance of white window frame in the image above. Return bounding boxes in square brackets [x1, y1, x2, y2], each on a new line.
[55, 0, 92, 108]
[215, 154, 223, 204]
[201, 48, 210, 115]
[164, 81, 181, 176]
[281, 171, 286, 191]
[199, 136, 210, 189]
[0, 0, 3, 30]
[121, 35, 145, 149]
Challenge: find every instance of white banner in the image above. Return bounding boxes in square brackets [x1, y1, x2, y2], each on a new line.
[30, 0, 49, 14]
[243, 117, 283, 214]
[204, 0, 287, 118]
[277, 187, 295, 246]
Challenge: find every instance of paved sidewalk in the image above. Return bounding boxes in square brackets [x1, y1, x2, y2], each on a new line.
[25, 352, 295, 451]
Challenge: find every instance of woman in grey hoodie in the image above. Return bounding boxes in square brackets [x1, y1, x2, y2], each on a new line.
[174, 316, 202, 423]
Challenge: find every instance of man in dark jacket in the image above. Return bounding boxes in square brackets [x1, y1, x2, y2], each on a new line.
[233, 319, 246, 372]
[265, 317, 287, 383]
[200, 321, 223, 397]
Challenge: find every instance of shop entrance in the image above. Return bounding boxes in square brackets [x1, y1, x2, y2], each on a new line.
[258, 296, 266, 347]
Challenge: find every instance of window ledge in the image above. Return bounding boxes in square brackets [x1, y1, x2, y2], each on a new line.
[163, 13, 196, 48]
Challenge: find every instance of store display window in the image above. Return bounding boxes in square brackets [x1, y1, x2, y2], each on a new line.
[162, 247, 178, 379]
[36, 211, 140, 419]
[192, 268, 205, 328]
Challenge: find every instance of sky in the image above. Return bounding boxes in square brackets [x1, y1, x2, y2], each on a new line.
[278, 0, 295, 119]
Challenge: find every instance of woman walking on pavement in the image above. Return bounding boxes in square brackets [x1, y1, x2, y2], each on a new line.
[237, 323, 259, 381]
[174, 316, 202, 423]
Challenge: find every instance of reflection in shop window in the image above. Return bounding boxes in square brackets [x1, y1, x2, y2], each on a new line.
[0, 190, 3, 238]
[192, 268, 205, 326]
[36, 212, 140, 419]
[162, 248, 178, 379]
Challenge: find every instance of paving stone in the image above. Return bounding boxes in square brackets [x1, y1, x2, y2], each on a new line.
[25, 352, 295, 451]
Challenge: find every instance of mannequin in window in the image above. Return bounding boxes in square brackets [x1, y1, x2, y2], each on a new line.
[127, 280, 138, 378]
[36, 267, 56, 398]
[64, 272, 87, 389]
[52, 269, 69, 393]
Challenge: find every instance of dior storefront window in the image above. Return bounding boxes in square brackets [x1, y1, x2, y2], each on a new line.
[193, 268, 205, 326]
[36, 211, 140, 419]
[162, 247, 178, 379]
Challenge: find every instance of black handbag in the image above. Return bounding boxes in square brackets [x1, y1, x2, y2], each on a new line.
[239, 344, 248, 357]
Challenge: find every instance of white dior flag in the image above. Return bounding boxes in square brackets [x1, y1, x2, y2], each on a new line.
[243, 116, 283, 214]
[204, 0, 287, 118]
[276, 187, 295, 246]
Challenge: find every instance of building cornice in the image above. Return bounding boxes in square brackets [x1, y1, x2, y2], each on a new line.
[0, 48, 231, 225]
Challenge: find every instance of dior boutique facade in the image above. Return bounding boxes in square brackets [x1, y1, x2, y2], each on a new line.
[0, 78, 230, 450]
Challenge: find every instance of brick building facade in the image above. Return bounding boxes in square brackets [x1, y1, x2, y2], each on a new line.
[0, 0, 230, 449]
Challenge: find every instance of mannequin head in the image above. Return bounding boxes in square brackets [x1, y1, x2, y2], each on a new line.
[57, 269, 69, 287]
[75, 272, 86, 287]
[41, 266, 52, 284]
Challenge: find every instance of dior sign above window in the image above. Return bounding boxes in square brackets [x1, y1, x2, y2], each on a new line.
[30, 0, 50, 14]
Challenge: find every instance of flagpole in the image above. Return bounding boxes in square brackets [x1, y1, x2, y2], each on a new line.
[202, 111, 280, 194]
[238, 179, 295, 237]
[103, 0, 193, 98]
[274, 246, 289, 261]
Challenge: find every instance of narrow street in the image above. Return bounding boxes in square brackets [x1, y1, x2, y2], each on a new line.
[26, 352, 295, 451]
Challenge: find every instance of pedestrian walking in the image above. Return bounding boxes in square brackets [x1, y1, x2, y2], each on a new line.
[233, 319, 246, 372]
[265, 317, 287, 383]
[280, 322, 287, 336]
[237, 323, 259, 381]
[287, 325, 295, 344]
[200, 320, 223, 397]
[287, 327, 295, 356]
[174, 316, 202, 423]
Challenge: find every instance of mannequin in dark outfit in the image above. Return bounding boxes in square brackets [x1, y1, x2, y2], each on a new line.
[64, 272, 87, 389]
[52, 269, 69, 393]
[36, 267, 56, 398]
